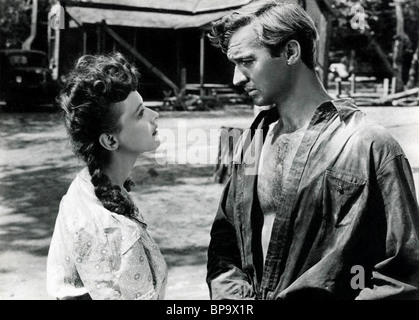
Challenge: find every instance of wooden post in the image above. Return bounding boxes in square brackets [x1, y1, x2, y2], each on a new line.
[336, 78, 342, 97]
[96, 24, 102, 54]
[180, 68, 187, 99]
[102, 27, 107, 52]
[391, 77, 397, 95]
[83, 28, 87, 55]
[383, 78, 389, 97]
[200, 30, 205, 97]
[350, 74, 356, 95]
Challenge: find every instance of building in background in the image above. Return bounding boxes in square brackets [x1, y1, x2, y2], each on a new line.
[48, 0, 334, 101]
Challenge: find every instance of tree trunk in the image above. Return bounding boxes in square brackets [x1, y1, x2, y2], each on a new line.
[406, 44, 418, 88]
[392, 1, 407, 92]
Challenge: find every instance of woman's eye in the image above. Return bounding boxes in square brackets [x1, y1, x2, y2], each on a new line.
[138, 109, 144, 118]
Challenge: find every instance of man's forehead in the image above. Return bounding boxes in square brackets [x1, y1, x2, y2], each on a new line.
[227, 24, 260, 59]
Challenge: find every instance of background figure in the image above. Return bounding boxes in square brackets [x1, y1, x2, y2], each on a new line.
[206, 0, 419, 300]
[47, 52, 167, 300]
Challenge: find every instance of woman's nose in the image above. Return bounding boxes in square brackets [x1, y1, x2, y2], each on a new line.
[149, 108, 159, 123]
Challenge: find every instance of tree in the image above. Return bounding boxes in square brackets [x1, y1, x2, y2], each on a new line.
[404, 0, 419, 88]
[0, 0, 52, 50]
[0, 0, 31, 48]
[330, 0, 419, 90]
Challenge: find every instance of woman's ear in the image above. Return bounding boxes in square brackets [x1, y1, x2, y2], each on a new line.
[99, 133, 119, 151]
[285, 40, 301, 66]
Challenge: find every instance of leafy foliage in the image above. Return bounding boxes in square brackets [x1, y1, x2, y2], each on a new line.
[0, 0, 52, 49]
[330, 0, 419, 80]
[0, 0, 31, 48]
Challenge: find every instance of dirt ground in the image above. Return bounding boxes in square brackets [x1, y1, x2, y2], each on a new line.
[0, 104, 418, 300]
[0, 106, 255, 300]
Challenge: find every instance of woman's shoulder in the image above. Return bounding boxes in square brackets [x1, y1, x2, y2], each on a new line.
[58, 168, 106, 232]
[58, 168, 141, 239]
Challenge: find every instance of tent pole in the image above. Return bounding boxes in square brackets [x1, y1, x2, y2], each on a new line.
[96, 24, 101, 54]
[83, 28, 87, 55]
[200, 30, 205, 97]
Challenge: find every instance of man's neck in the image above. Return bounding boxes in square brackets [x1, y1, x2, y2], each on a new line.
[275, 69, 333, 132]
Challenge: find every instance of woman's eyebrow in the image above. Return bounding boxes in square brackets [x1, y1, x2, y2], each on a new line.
[134, 103, 144, 116]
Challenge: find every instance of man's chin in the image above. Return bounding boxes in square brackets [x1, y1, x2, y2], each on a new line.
[252, 97, 271, 108]
[254, 104, 275, 110]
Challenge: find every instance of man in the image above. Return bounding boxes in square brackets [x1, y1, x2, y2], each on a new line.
[206, 0, 419, 300]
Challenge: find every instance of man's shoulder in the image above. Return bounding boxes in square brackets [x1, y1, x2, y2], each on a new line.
[331, 99, 398, 146]
[344, 112, 406, 167]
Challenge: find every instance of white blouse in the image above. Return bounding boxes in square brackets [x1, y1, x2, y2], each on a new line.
[47, 168, 167, 300]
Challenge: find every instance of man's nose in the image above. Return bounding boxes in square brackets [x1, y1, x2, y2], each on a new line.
[233, 66, 247, 86]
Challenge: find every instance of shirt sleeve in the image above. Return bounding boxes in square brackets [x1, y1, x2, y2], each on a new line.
[356, 155, 419, 300]
[207, 177, 256, 300]
[73, 226, 158, 300]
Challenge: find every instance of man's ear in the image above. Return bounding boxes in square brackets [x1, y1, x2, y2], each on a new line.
[285, 40, 301, 66]
[99, 133, 119, 151]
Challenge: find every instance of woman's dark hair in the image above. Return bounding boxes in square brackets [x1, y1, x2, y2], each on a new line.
[59, 52, 140, 218]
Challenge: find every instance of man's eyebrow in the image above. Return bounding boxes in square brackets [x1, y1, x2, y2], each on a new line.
[228, 53, 253, 62]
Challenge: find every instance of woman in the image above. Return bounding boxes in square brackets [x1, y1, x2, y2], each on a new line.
[46, 52, 167, 300]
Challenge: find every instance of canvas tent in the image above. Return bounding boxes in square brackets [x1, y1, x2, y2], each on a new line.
[64, 0, 253, 29]
[49, 0, 334, 102]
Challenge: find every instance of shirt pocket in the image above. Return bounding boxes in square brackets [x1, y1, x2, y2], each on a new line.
[323, 168, 367, 227]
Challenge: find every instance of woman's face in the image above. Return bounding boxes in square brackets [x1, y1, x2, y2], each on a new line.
[113, 91, 160, 157]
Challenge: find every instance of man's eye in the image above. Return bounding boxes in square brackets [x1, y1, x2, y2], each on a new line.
[240, 59, 253, 66]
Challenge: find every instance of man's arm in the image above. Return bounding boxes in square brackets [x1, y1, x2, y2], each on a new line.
[207, 177, 255, 300]
[357, 155, 419, 300]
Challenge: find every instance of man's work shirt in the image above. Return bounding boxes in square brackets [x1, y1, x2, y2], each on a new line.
[207, 99, 419, 300]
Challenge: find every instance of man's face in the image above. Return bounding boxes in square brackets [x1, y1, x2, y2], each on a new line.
[227, 23, 291, 106]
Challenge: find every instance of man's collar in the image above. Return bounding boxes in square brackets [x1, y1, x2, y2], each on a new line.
[254, 98, 359, 127]
[253, 106, 279, 129]
[330, 98, 359, 121]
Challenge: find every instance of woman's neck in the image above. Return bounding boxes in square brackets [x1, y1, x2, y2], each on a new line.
[103, 154, 137, 189]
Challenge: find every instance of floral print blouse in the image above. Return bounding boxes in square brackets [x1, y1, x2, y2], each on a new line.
[47, 168, 168, 300]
